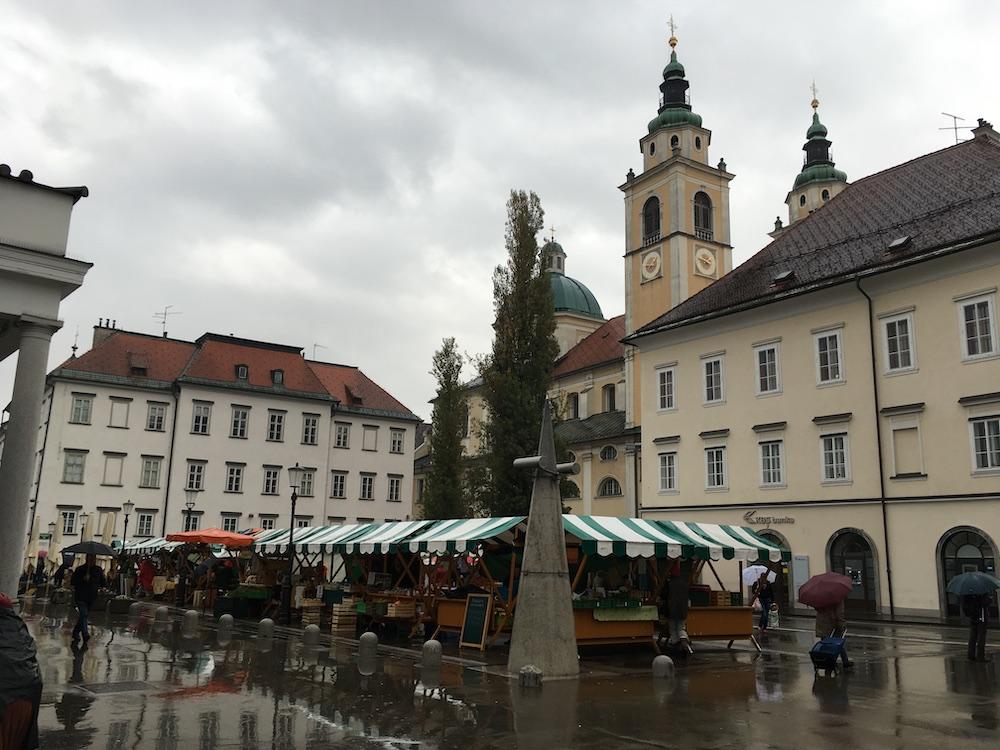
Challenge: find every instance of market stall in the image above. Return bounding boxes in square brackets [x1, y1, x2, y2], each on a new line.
[164, 528, 256, 611]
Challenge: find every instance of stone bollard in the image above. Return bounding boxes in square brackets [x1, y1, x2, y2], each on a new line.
[128, 601, 143, 618]
[359, 630, 378, 659]
[258, 618, 274, 640]
[652, 654, 675, 679]
[420, 663, 441, 689]
[518, 664, 543, 688]
[182, 609, 199, 635]
[303, 624, 321, 647]
[217, 614, 234, 645]
[421, 639, 442, 668]
[218, 613, 234, 631]
[153, 606, 170, 629]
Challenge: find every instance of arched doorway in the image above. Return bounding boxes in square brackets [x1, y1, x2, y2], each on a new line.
[828, 530, 878, 613]
[939, 527, 999, 620]
[758, 530, 792, 610]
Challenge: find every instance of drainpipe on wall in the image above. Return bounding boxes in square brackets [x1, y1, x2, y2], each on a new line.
[632, 443, 641, 517]
[856, 276, 895, 619]
[160, 384, 182, 536]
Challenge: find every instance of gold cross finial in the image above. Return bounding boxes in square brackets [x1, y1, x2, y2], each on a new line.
[549, 225, 556, 242]
[810, 79, 820, 110]
[668, 15, 678, 48]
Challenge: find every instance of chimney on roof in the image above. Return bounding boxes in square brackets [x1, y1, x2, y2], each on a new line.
[92, 318, 116, 348]
[973, 118, 999, 143]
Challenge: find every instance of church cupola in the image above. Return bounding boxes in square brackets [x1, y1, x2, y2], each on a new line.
[784, 85, 848, 225]
[542, 235, 567, 275]
[647, 24, 703, 136]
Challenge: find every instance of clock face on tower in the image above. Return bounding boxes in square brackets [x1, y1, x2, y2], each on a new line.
[641, 250, 662, 281]
[694, 247, 717, 277]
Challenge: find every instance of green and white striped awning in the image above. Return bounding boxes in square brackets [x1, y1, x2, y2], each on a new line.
[562, 515, 699, 559]
[654, 520, 788, 562]
[118, 537, 183, 552]
[335, 520, 435, 554]
[252, 524, 374, 554]
[404, 517, 526, 553]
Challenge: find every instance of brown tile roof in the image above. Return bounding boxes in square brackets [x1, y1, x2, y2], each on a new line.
[307, 360, 419, 420]
[633, 134, 1000, 338]
[553, 315, 625, 379]
[55, 331, 196, 384]
[181, 334, 328, 397]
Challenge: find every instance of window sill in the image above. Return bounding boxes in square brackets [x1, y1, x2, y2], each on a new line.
[883, 367, 918, 378]
[334, 445, 350, 450]
[390, 450, 404, 455]
[760, 483, 787, 491]
[971, 468, 1000, 478]
[816, 380, 846, 389]
[100, 483, 124, 487]
[301, 442, 319, 447]
[702, 400, 727, 408]
[224, 490, 244, 494]
[261, 492, 279, 496]
[265, 439, 284, 443]
[137, 485, 159, 490]
[656, 407, 678, 415]
[705, 486, 730, 493]
[657, 489, 679, 496]
[298, 494, 314, 499]
[359, 498, 375, 502]
[387, 498, 402, 503]
[190, 432, 210, 437]
[362, 448, 377, 453]
[963, 352, 1000, 365]
[230, 435, 248, 440]
[330, 496, 346, 501]
[755, 390, 783, 399]
[107, 425, 129, 430]
[145, 428, 166, 433]
[821, 479, 853, 486]
[596, 495, 624, 500]
[68, 422, 92, 426]
[60, 481, 84, 485]
[890, 473, 927, 481]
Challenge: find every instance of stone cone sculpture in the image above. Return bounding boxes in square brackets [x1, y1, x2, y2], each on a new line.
[507, 400, 579, 678]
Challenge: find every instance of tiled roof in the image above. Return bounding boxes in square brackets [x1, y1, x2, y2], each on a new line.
[634, 133, 1000, 337]
[553, 315, 626, 379]
[307, 360, 419, 420]
[181, 334, 329, 397]
[54, 331, 196, 385]
[555, 410, 633, 446]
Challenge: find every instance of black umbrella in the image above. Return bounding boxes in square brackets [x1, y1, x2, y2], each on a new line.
[60, 541, 116, 557]
[946, 571, 1000, 596]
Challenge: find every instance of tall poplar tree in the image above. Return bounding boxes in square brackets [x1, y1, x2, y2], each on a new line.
[477, 190, 559, 517]
[424, 337, 467, 519]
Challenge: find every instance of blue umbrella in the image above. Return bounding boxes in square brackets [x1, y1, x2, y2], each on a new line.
[946, 571, 1000, 596]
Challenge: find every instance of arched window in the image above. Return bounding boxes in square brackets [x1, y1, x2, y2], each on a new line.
[822, 189, 830, 202]
[829, 530, 877, 613]
[598, 477, 622, 497]
[694, 136, 702, 150]
[940, 528, 998, 619]
[602, 384, 616, 412]
[670, 135, 679, 149]
[561, 481, 581, 498]
[693, 191, 713, 240]
[642, 197, 661, 245]
[799, 194, 807, 207]
[600, 445, 617, 461]
[567, 393, 579, 420]
[649, 141, 655, 155]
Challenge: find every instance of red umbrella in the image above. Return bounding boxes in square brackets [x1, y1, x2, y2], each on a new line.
[798, 572, 853, 609]
[165, 528, 254, 549]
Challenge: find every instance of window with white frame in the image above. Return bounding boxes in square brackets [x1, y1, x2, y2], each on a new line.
[959, 294, 996, 359]
[139, 457, 162, 488]
[759, 440, 784, 486]
[659, 452, 677, 492]
[330, 471, 347, 499]
[815, 330, 844, 384]
[70, 394, 93, 425]
[260, 517, 276, 531]
[221, 516, 239, 533]
[186, 461, 205, 491]
[705, 447, 727, 488]
[299, 470, 315, 497]
[971, 416, 1000, 472]
[335, 422, 351, 448]
[363, 425, 378, 451]
[61, 510, 77, 535]
[390, 429, 405, 454]
[231, 406, 249, 439]
[267, 411, 285, 442]
[602, 384, 617, 412]
[598, 477, 622, 497]
[102, 454, 124, 486]
[302, 414, 319, 445]
[821, 433, 850, 481]
[703, 357, 724, 403]
[882, 313, 916, 372]
[657, 366, 676, 410]
[755, 343, 780, 394]
[192, 402, 212, 434]
[63, 451, 86, 484]
[262, 466, 280, 495]
[183, 513, 200, 532]
[109, 398, 130, 428]
[136, 512, 154, 537]
[226, 464, 244, 493]
[295, 518, 310, 529]
[146, 402, 166, 431]
[567, 393, 580, 419]
[388, 475, 402, 502]
[360, 473, 375, 500]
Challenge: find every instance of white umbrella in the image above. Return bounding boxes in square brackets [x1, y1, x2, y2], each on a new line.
[742, 564, 776, 586]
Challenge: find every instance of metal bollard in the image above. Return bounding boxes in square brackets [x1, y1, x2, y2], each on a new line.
[303, 624, 321, 647]
[652, 654, 675, 678]
[258, 618, 275, 640]
[421, 639, 442, 668]
[518, 664, 543, 688]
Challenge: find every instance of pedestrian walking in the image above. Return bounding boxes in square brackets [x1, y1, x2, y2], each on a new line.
[814, 599, 853, 669]
[752, 572, 775, 632]
[69, 555, 105, 646]
[963, 593, 991, 662]
[0, 592, 42, 750]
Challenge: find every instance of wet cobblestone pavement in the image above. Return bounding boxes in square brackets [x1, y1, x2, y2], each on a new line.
[22, 602, 1000, 749]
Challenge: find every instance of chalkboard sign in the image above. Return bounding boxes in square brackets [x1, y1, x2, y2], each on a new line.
[459, 593, 493, 650]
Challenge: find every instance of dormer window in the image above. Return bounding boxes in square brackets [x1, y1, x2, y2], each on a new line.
[235, 364, 249, 380]
[271, 369, 284, 385]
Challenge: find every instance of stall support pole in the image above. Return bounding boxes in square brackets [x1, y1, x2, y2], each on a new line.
[281, 489, 298, 625]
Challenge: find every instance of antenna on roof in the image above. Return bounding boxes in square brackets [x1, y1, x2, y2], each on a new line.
[940, 113, 974, 144]
[312, 343, 327, 360]
[153, 305, 181, 337]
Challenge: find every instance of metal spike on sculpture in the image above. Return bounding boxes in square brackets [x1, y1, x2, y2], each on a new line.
[507, 400, 581, 678]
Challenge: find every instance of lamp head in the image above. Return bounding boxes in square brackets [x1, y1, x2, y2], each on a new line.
[288, 462, 304, 491]
[122, 499, 135, 516]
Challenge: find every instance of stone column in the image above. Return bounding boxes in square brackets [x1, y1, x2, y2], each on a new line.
[0, 318, 57, 597]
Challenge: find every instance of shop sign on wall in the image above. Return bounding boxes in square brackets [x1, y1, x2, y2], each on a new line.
[743, 509, 795, 526]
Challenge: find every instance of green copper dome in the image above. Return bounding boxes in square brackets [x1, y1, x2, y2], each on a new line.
[550, 273, 604, 320]
[647, 108, 703, 133]
[806, 112, 828, 140]
[662, 50, 685, 79]
[542, 238, 564, 255]
[793, 163, 848, 189]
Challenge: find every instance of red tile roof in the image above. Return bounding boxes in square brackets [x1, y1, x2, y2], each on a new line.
[553, 315, 625, 379]
[307, 360, 417, 418]
[181, 334, 328, 396]
[56, 331, 196, 383]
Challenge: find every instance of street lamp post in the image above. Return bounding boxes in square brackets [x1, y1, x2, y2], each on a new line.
[282, 463, 304, 625]
[120, 499, 134, 596]
[176, 491, 197, 607]
[79, 512, 90, 541]
[46, 521, 56, 598]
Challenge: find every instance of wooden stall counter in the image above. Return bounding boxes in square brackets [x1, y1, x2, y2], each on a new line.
[685, 606, 759, 651]
[574, 606, 655, 646]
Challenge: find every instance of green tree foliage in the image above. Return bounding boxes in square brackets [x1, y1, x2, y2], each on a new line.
[424, 337, 468, 519]
[477, 190, 559, 516]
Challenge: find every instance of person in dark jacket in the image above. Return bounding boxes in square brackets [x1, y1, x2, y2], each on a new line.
[70, 555, 105, 645]
[753, 573, 775, 632]
[964, 593, 992, 662]
[0, 592, 42, 750]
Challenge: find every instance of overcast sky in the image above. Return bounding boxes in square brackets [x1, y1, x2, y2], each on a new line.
[2, 1, 996, 420]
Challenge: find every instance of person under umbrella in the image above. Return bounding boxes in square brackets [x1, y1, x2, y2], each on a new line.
[799, 571, 855, 670]
[947, 571, 1000, 662]
[69, 554, 105, 646]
